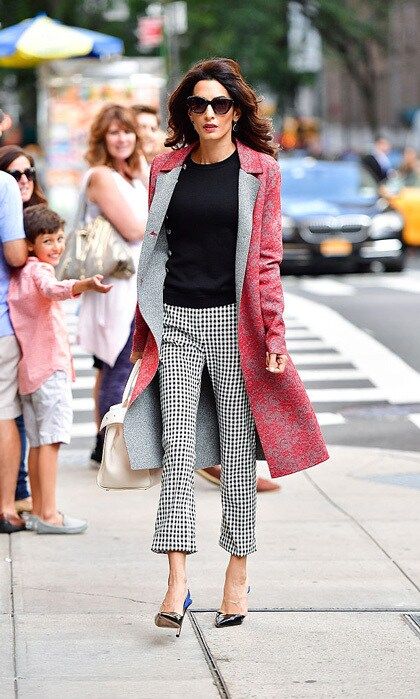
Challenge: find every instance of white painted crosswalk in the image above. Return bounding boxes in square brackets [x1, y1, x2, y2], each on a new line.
[64, 285, 420, 448]
[285, 270, 420, 297]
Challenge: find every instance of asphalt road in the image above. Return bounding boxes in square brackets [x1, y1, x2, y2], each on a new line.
[282, 248, 420, 453]
[64, 249, 420, 460]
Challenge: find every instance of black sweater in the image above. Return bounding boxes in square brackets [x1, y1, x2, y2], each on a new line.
[163, 149, 240, 308]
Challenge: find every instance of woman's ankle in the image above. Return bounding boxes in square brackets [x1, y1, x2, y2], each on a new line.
[167, 574, 187, 588]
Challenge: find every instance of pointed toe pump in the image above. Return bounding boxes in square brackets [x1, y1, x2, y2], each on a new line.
[215, 586, 250, 629]
[155, 589, 193, 638]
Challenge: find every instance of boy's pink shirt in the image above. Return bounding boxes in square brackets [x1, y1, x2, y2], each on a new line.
[8, 257, 77, 395]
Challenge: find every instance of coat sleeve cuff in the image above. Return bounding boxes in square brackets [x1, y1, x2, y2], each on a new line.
[265, 339, 287, 355]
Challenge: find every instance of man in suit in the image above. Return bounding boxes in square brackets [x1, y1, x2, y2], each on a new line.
[362, 135, 393, 183]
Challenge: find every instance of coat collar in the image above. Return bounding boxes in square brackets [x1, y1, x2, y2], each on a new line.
[157, 139, 264, 175]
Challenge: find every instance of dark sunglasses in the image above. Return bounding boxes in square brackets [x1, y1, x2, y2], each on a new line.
[8, 167, 36, 182]
[187, 96, 234, 115]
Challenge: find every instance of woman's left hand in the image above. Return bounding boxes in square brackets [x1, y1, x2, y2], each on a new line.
[266, 352, 288, 374]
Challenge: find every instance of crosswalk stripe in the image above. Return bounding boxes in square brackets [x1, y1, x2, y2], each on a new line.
[291, 352, 349, 365]
[286, 291, 420, 404]
[74, 357, 94, 371]
[408, 414, 420, 430]
[316, 412, 346, 426]
[298, 369, 366, 381]
[74, 376, 95, 389]
[71, 422, 97, 437]
[299, 278, 355, 296]
[72, 397, 95, 411]
[285, 329, 320, 340]
[287, 339, 334, 352]
[307, 387, 386, 403]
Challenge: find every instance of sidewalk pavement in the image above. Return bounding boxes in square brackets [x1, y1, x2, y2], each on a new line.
[1, 445, 420, 698]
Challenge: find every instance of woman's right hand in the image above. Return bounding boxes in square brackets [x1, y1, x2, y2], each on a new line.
[130, 351, 143, 364]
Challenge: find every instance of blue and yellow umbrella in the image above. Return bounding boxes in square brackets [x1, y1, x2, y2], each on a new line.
[0, 13, 123, 68]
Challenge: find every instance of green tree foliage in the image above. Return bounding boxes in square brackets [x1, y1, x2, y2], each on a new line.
[294, 0, 393, 129]
[181, 0, 304, 112]
[183, 0, 393, 128]
[0, 0, 393, 135]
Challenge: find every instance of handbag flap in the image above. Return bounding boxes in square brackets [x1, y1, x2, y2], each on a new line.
[100, 403, 126, 429]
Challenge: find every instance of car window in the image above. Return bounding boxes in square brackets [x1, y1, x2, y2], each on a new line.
[280, 159, 378, 200]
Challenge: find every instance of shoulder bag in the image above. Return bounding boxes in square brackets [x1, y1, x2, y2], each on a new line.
[97, 360, 162, 490]
[57, 179, 135, 281]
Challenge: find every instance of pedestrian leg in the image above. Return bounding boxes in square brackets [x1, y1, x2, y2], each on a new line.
[152, 304, 204, 554]
[205, 304, 257, 557]
[98, 322, 134, 421]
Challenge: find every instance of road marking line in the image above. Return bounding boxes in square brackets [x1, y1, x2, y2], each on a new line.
[72, 397, 95, 411]
[286, 292, 420, 404]
[408, 414, 420, 430]
[299, 278, 356, 296]
[291, 352, 349, 365]
[298, 369, 367, 381]
[71, 422, 96, 437]
[69, 414, 347, 439]
[347, 272, 420, 295]
[73, 376, 95, 389]
[287, 339, 333, 352]
[316, 412, 346, 426]
[307, 387, 386, 403]
[285, 328, 320, 339]
[74, 357, 94, 370]
[379, 276, 420, 295]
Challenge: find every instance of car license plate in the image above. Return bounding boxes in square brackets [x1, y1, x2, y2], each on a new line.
[320, 239, 352, 256]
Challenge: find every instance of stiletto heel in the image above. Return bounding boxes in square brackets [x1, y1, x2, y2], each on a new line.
[155, 589, 193, 637]
[215, 585, 250, 628]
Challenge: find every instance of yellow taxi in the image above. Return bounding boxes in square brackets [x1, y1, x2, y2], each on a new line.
[387, 187, 420, 246]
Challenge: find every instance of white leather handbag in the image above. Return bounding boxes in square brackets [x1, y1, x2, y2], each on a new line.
[97, 360, 162, 490]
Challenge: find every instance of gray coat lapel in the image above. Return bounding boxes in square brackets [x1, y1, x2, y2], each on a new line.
[136, 167, 181, 351]
[235, 170, 260, 304]
[137, 167, 182, 279]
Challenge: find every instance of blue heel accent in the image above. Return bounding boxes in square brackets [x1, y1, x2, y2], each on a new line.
[155, 589, 193, 638]
[184, 589, 193, 610]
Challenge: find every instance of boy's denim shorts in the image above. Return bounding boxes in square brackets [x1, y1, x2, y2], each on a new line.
[21, 371, 73, 447]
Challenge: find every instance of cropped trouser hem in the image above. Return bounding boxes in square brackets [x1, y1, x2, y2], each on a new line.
[152, 303, 257, 556]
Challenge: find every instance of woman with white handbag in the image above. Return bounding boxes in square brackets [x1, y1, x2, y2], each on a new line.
[76, 104, 149, 469]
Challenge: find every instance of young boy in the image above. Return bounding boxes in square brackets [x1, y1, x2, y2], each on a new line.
[8, 204, 112, 534]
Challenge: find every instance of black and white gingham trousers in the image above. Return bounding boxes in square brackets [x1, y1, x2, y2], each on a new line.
[152, 303, 257, 556]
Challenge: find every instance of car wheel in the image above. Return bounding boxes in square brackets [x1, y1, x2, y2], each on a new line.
[384, 257, 406, 273]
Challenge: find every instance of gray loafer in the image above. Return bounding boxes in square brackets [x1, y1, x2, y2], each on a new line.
[36, 514, 87, 535]
[22, 514, 40, 531]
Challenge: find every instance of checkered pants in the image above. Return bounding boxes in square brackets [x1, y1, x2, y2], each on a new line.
[152, 303, 257, 556]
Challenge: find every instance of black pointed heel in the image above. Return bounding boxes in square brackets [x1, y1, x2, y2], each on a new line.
[215, 586, 250, 628]
[155, 589, 193, 638]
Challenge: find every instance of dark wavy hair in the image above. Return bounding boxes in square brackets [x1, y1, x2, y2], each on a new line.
[23, 204, 65, 244]
[165, 58, 277, 158]
[85, 104, 143, 177]
[0, 145, 47, 207]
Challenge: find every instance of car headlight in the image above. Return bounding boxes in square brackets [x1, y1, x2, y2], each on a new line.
[282, 215, 295, 241]
[369, 211, 404, 239]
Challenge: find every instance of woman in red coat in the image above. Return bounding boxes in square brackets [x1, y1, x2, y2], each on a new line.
[125, 58, 328, 635]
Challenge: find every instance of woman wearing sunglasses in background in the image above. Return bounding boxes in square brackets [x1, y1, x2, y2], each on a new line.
[0, 145, 47, 517]
[125, 58, 328, 634]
